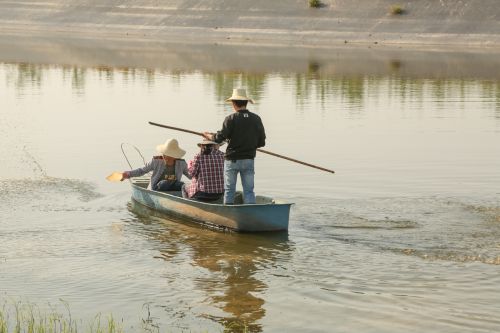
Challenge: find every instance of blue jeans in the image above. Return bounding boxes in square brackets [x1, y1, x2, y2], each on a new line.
[224, 159, 255, 204]
[155, 180, 183, 191]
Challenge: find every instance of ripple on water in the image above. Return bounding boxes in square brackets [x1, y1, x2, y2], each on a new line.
[0, 176, 127, 263]
[393, 201, 500, 265]
[0, 176, 104, 212]
[326, 213, 420, 230]
[464, 203, 500, 223]
[292, 196, 500, 266]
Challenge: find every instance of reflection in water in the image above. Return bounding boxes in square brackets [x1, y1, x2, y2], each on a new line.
[285, 74, 369, 108]
[481, 80, 500, 114]
[128, 200, 292, 333]
[2, 62, 500, 111]
[97, 66, 114, 82]
[388, 59, 403, 72]
[7, 63, 43, 92]
[68, 67, 86, 95]
[206, 72, 267, 104]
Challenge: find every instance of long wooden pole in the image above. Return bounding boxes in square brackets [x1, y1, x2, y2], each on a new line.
[148, 121, 335, 174]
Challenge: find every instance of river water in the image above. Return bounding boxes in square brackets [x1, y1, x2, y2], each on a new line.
[1, 55, 500, 332]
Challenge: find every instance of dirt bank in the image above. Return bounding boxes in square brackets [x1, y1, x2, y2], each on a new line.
[1, 0, 500, 76]
[0, 0, 499, 47]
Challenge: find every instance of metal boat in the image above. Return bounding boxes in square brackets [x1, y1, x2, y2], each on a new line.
[130, 178, 292, 232]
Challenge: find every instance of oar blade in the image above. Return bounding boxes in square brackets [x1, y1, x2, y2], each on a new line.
[106, 172, 123, 182]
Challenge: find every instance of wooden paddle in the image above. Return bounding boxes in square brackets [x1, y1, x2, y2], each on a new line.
[148, 121, 335, 174]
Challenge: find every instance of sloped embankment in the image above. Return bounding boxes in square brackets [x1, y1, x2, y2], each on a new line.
[0, 0, 499, 47]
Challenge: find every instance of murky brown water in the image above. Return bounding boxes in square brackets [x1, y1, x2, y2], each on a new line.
[1, 60, 500, 332]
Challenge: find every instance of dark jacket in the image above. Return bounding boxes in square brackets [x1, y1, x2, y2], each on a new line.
[213, 110, 266, 160]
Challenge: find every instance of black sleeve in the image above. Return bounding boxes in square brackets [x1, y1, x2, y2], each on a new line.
[213, 115, 233, 144]
[257, 118, 266, 148]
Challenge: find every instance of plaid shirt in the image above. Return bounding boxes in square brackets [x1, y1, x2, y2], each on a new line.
[186, 150, 225, 197]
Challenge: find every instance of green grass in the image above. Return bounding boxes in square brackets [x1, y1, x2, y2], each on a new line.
[0, 300, 246, 333]
[0, 300, 122, 333]
[390, 5, 405, 15]
[309, 0, 322, 8]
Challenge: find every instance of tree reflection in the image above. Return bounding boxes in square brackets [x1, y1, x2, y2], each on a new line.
[97, 66, 114, 82]
[71, 67, 86, 94]
[11, 63, 43, 91]
[128, 200, 292, 333]
[280, 72, 367, 108]
[481, 80, 500, 115]
[204, 72, 267, 104]
[3, 62, 500, 116]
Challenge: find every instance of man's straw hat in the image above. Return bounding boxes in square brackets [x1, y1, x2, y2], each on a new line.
[156, 138, 186, 159]
[225, 88, 254, 104]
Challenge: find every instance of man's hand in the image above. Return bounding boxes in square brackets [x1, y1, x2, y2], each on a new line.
[121, 172, 130, 181]
[203, 132, 214, 141]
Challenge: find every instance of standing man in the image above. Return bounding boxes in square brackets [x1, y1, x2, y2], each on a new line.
[204, 88, 266, 205]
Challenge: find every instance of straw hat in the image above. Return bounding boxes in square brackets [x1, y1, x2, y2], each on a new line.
[156, 139, 186, 158]
[225, 88, 254, 104]
[197, 139, 218, 147]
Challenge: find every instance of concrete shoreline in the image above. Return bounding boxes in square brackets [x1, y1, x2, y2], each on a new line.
[1, 0, 500, 77]
[1, 0, 499, 47]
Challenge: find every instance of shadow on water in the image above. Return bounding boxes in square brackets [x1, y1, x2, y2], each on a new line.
[127, 200, 293, 333]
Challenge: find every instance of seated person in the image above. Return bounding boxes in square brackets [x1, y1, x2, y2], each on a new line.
[121, 138, 191, 191]
[182, 140, 224, 201]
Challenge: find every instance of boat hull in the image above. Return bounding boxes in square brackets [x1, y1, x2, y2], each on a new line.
[130, 180, 292, 232]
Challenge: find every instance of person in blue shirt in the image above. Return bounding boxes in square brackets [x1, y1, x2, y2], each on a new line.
[121, 138, 191, 191]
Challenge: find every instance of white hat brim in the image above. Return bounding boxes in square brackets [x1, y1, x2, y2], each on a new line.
[225, 97, 254, 104]
[156, 144, 186, 159]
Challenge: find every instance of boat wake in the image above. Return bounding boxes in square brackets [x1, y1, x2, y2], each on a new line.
[293, 196, 500, 265]
[326, 214, 419, 230]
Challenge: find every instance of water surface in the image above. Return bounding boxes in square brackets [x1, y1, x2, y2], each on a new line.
[1, 60, 500, 332]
